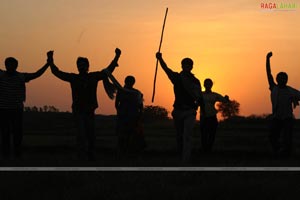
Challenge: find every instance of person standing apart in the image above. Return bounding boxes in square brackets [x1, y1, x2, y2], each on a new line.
[266, 52, 300, 157]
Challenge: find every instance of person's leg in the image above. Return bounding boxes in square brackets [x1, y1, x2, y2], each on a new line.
[134, 119, 146, 152]
[127, 119, 137, 153]
[116, 118, 123, 155]
[200, 116, 209, 151]
[0, 109, 11, 158]
[182, 110, 196, 163]
[269, 118, 282, 155]
[86, 112, 96, 160]
[172, 109, 184, 154]
[117, 118, 130, 156]
[73, 112, 87, 159]
[12, 109, 23, 157]
[281, 118, 295, 157]
[207, 116, 218, 152]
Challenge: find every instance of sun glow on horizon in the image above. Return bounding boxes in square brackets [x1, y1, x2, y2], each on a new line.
[1, 0, 300, 118]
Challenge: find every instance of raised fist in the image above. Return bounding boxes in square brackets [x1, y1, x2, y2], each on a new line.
[115, 48, 121, 56]
[47, 51, 54, 63]
[156, 52, 162, 59]
[267, 52, 273, 58]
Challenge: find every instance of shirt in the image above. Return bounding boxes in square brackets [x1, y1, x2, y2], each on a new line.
[51, 68, 108, 113]
[201, 92, 228, 117]
[270, 85, 300, 119]
[0, 70, 31, 109]
[167, 71, 201, 110]
[116, 88, 143, 119]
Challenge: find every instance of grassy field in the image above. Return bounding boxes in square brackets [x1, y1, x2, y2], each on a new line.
[1, 112, 300, 199]
[1, 112, 299, 167]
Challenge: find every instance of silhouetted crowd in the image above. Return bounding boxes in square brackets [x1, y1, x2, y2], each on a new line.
[0, 50, 300, 164]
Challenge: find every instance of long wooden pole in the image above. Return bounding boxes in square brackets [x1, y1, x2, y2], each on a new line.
[151, 7, 168, 103]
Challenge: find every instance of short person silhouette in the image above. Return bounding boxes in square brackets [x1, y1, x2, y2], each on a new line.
[115, 75, 145, 155]
[200, 78, 229, 152]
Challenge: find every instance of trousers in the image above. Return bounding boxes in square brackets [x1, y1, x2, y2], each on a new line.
[0, 109, 23, 158]
[172, 108, 196, 162]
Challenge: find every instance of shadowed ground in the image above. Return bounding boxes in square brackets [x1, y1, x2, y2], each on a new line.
[1, 112, 300, 199]
[1, 112, 300, 167]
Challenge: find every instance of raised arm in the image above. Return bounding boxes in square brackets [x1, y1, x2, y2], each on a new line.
[266, 52, 275, 90]
[156, 52, 175, 79]
[48, 51, 73, 82]
[105, 48, 121, 73]
[24, 53, 50, 82]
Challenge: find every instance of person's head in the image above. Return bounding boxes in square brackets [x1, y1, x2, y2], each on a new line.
[5, 57, 18, 73]
[124, 75, 135, 88]
[76, 57, 89, 74]
[181, 57, 193, 72]
[204, 78, 213, 91]
[276, 72, 288, 87]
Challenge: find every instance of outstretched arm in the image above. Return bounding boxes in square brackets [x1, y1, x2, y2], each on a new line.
[266, 52, 275, 90]
[156, 52, 175, 79]
[48, 51, 73, 82]
[216, 94, 230, 103]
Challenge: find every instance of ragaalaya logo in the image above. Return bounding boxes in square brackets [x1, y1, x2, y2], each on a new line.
[261, 2, 299, 11]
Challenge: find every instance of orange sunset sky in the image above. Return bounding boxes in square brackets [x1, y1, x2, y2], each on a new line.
[1, 0, 300, 119]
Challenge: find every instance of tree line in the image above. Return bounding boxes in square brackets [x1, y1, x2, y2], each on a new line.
[24, 105, 60, 113]
[24, 100, 241, 120]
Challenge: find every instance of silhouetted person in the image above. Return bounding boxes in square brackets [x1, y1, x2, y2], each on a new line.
[200, 78, 229, 152]
[266, 52, 300, 157]
[0, 53, 50, 159]
[156, 52, 204, 163]
[115, 75, 145, 156]
[48, 48, 121, 160]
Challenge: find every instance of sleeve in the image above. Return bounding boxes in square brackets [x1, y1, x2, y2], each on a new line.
[22, 73, 34, 83]
[51, 65, 74, 82]
[91, 71, 106, 81]
[215, 93, 228, 103]
[289, 86, 300, 100]
[157, 57, 177, 83]
[266, 57, 275, 91]
[267, 74, 275, 91]
[168, 72, 179, 84]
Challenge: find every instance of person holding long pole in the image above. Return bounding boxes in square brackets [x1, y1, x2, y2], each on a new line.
[156, 52, 204, 164]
